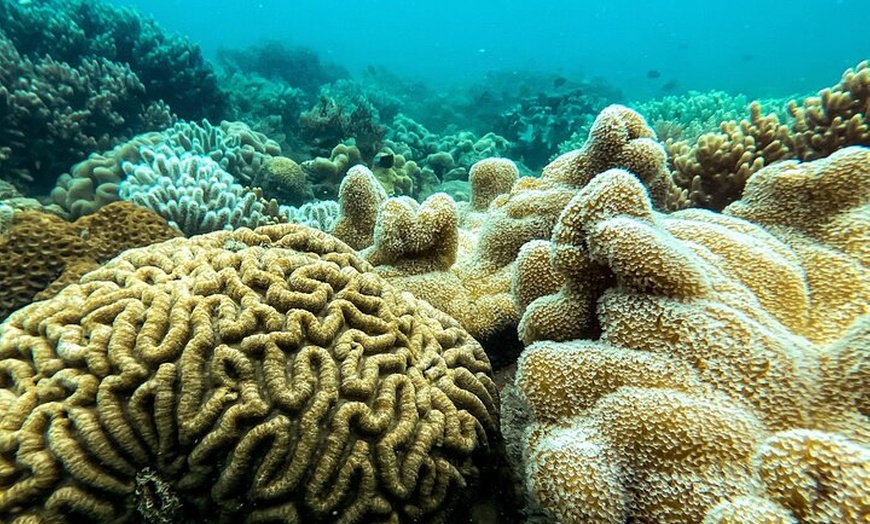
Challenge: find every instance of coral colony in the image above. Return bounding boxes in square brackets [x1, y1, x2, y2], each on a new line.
[0, 0, 867, 523]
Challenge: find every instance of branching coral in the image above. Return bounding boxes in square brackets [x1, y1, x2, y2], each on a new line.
[669, 60, 870, 210]
[51, 119, 281, 218]
[511, 147, 869, 524]
[0, 223, 499, 524]
[0, 30, 175, 194]
[0, 0, 227, 120]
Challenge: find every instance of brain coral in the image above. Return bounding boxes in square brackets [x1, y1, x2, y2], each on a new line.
[0, 201, 180, 321]
[0, 223, 499, 524]
[512, 149, 869, 523]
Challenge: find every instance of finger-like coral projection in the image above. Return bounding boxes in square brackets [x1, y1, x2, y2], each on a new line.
[513, 147, 869, 523]
[0, 224, 499, 524]
[468, 158, 519, 212]
[670, 60, 870, 210]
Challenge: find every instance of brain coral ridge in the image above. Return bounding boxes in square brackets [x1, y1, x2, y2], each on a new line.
[512, 148, 869, 523]
[0, 224, 499, 524]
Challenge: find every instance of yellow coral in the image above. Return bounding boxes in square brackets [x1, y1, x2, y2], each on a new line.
[468, 158, 518, 211]
[331, 165, 388, 250]
[0, 223, 499, 524]
[513, 152, 869, 523]
[364, 192, 458, 273]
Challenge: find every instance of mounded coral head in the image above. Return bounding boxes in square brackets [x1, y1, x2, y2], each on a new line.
[260, 156, 309, 206]
[0, 224, 499, 524]
[364, 193, 459, 273]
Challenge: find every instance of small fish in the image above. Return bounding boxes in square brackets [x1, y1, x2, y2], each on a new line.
[367, 64, 377, 76]
[742, 54, 754, 62]
[647, 69, 661, 79]
[553, 76, 567, 88]
[661, 79, 679, 93]
[373, 152, 395, 169]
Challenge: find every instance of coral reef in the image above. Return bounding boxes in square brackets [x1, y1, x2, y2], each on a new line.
[512, 147, 869, 523]
[332, 106, 685, 361]
[0, 0, 227, 120]
[386, 114, 514, 185]
[0, 201, 179, 320]
[299, 95, 386, 160]
[301, 143, 365, 199]
[216, 40, 348, 100]
[0, 223, 499, 524]
[119, 146, 328, 237]
[670, 60, 870, 210]
[0, 29, 175, 194]
[254, 156, 311, 206]
[497, 88, 611, 170]
[118, 147, 278, 235]
[52, 119, 281, 219]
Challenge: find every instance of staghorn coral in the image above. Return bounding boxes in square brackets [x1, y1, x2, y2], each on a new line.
[511, 150, 869, 523]
[0, 201, 179, 320]
[0, 223, 499, 524]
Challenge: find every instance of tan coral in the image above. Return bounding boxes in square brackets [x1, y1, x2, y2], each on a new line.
[0, 223, 499, 524]
[0, 201, 180, 320]
[669, 60, 870, 211]
[513, 154, 869, 523]
[331, 165, 388, 250]
[468, 158, 519, 211]
[790, 60, 870, 161]
[725, 145, 870, 343]
[364, 193, 458, 273]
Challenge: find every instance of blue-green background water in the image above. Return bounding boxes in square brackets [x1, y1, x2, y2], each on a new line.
[106, 0, 869, 100]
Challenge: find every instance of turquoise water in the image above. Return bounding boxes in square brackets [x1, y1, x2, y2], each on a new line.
[106, 0, 869, 99]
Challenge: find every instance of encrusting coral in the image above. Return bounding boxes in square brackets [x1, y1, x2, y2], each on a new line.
[0, 223, 499, 524]
[0, 201, 180, 321]
[511, 147, 869, 523]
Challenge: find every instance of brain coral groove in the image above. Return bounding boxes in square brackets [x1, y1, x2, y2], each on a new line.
[0, 224, 499, 524]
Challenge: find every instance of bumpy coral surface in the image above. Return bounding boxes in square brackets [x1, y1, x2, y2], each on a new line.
[670, 60, 870, 210]
[513, 148, 869, 523]
[0, 201, 180, 320]
[0, 224, 499, 524]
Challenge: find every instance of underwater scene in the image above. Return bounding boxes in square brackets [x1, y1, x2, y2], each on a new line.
[0, 0, 868, 522]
